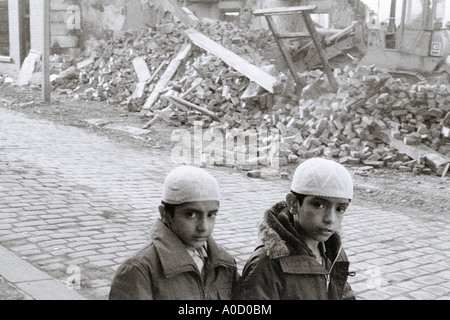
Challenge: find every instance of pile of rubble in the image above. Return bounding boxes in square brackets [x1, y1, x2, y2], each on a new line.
[52, 19, 272, 106]
[27, 16, 450, 175]
[276, 66, 450, 175]
[156, 44, 450, 175]
[53, 24, 188, 105]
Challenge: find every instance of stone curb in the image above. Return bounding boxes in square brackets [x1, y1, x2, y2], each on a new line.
[0, 245, 86, 300]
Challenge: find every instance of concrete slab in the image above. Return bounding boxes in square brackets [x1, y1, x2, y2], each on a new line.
[0, 246, 53, 283]
[16, 280, 86, 300]
[0, 246, 86, 300]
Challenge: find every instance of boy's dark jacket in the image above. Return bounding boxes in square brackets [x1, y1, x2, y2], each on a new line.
[232, 201, 356, 300]
[109, 219, 239, 300]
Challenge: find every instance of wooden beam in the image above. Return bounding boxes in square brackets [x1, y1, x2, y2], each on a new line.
[141, 44, 192, 112]
[324, 21, 358, 46]
[264, 15, 306, 91]
[376, 129, 450, 172]
[163, 95, 219, 122]
[147, 60, 168, 85]
[142, 80, 201, 129]
[184, 28, 278, 94]
[132, 56, 152, 83]
[253, 5, 317, 16]
[275, 32, 311, 39]
[301, 12, 338, 92]
[42, 0, 51, 102]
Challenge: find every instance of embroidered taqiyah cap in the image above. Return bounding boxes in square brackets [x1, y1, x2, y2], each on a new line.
[291, 158, 353, 200]
[162, 166, 220, 204]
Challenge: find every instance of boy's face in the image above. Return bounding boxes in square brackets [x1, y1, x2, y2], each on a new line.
[293, 195, 350, 243]
[161, 201, 219, 250]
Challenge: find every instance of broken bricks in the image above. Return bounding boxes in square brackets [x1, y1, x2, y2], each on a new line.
[48, 12, 449, 176]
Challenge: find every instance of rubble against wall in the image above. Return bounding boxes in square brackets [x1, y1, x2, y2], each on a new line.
[35, 17, 450, 175]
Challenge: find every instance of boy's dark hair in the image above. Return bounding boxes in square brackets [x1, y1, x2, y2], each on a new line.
[161, 201, 178, 217]
[290, 191, 351, 206]
[291, 191, 307, 207]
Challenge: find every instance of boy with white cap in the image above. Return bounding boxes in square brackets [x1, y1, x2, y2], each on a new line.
[109, 166, 239, 300]
[233, 158, 356, 300]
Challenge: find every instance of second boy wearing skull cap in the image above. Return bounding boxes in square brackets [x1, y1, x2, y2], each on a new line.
[233, 158, 356, 300]
[109, 166, 240, 300]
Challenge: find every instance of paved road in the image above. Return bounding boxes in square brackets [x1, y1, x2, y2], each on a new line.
[0, 106, 449, 300]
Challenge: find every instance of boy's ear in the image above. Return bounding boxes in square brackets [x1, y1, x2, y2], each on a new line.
[159, 204, 170, 224]
[286, 192, 297, 208]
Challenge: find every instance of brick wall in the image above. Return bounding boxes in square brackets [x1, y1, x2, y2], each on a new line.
[0, 0, 21, 77]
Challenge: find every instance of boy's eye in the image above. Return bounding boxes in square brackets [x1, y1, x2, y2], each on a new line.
[336, 206, 347, 214]
[185, 211, 198, 218]
[312, 201, 326, 209]
[208, 212, 218, 218]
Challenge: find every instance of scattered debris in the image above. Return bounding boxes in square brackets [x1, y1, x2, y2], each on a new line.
[2, 7, 448, 176]
[17, 50, 42, 86]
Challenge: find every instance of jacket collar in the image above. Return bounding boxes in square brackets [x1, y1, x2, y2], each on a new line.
[151, 219, 236, 278]
[259, 201, 347, 265]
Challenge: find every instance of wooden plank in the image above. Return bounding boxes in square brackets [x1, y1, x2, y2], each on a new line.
[147, 60, 168, 84]
[324, 21, 358, 46]
[132, 56, 152, 82]
[276, 32, 311, 39]
[184, 28, 278, 94]
[441, 163, 450, 178]
[142, 44, 192, 112]
[253, 5, 317, 16]
[377, 129, 450, 171]
[301, 12, 338, 92]
[164, 95, 220, 121]
[142, 80, 201, 129]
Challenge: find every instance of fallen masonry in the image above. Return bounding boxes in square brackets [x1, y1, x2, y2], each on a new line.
[9, 11, 450, 177]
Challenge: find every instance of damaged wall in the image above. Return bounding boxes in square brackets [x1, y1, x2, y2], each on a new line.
[0, 0, 160, 78]
[48, 0, 159, 56]
[186, 0, 246, 22]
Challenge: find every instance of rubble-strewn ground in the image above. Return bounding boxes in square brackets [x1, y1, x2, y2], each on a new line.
[1, 84, 448, 217]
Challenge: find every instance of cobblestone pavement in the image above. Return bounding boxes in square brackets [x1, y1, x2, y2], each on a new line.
[0, 106, 449, 300]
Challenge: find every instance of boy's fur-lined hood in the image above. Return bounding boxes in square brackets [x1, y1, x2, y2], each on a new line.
[258, 201, 343, 260]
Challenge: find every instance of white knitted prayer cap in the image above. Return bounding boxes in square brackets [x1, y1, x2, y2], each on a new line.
[291, 158, 353, 200]
[162, 166, 220, 205]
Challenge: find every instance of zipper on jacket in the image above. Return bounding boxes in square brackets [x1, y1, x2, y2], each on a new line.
[325, 245, 343, 292]
[199, 262, 213, 299]
[195, 273, 206, 299]
[325, 274, 331, 291]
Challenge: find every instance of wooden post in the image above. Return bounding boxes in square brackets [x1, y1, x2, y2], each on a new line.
[301, 12, 339, 92]
[253, 6, 338, 94]
[42, 0, 51, 102]
[264, 15, 306, 92]
[164, 95, 220, 122]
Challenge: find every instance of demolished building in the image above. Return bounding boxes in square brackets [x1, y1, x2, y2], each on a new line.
[0, 0, 449, 176]
[0, 0, 368, 78]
